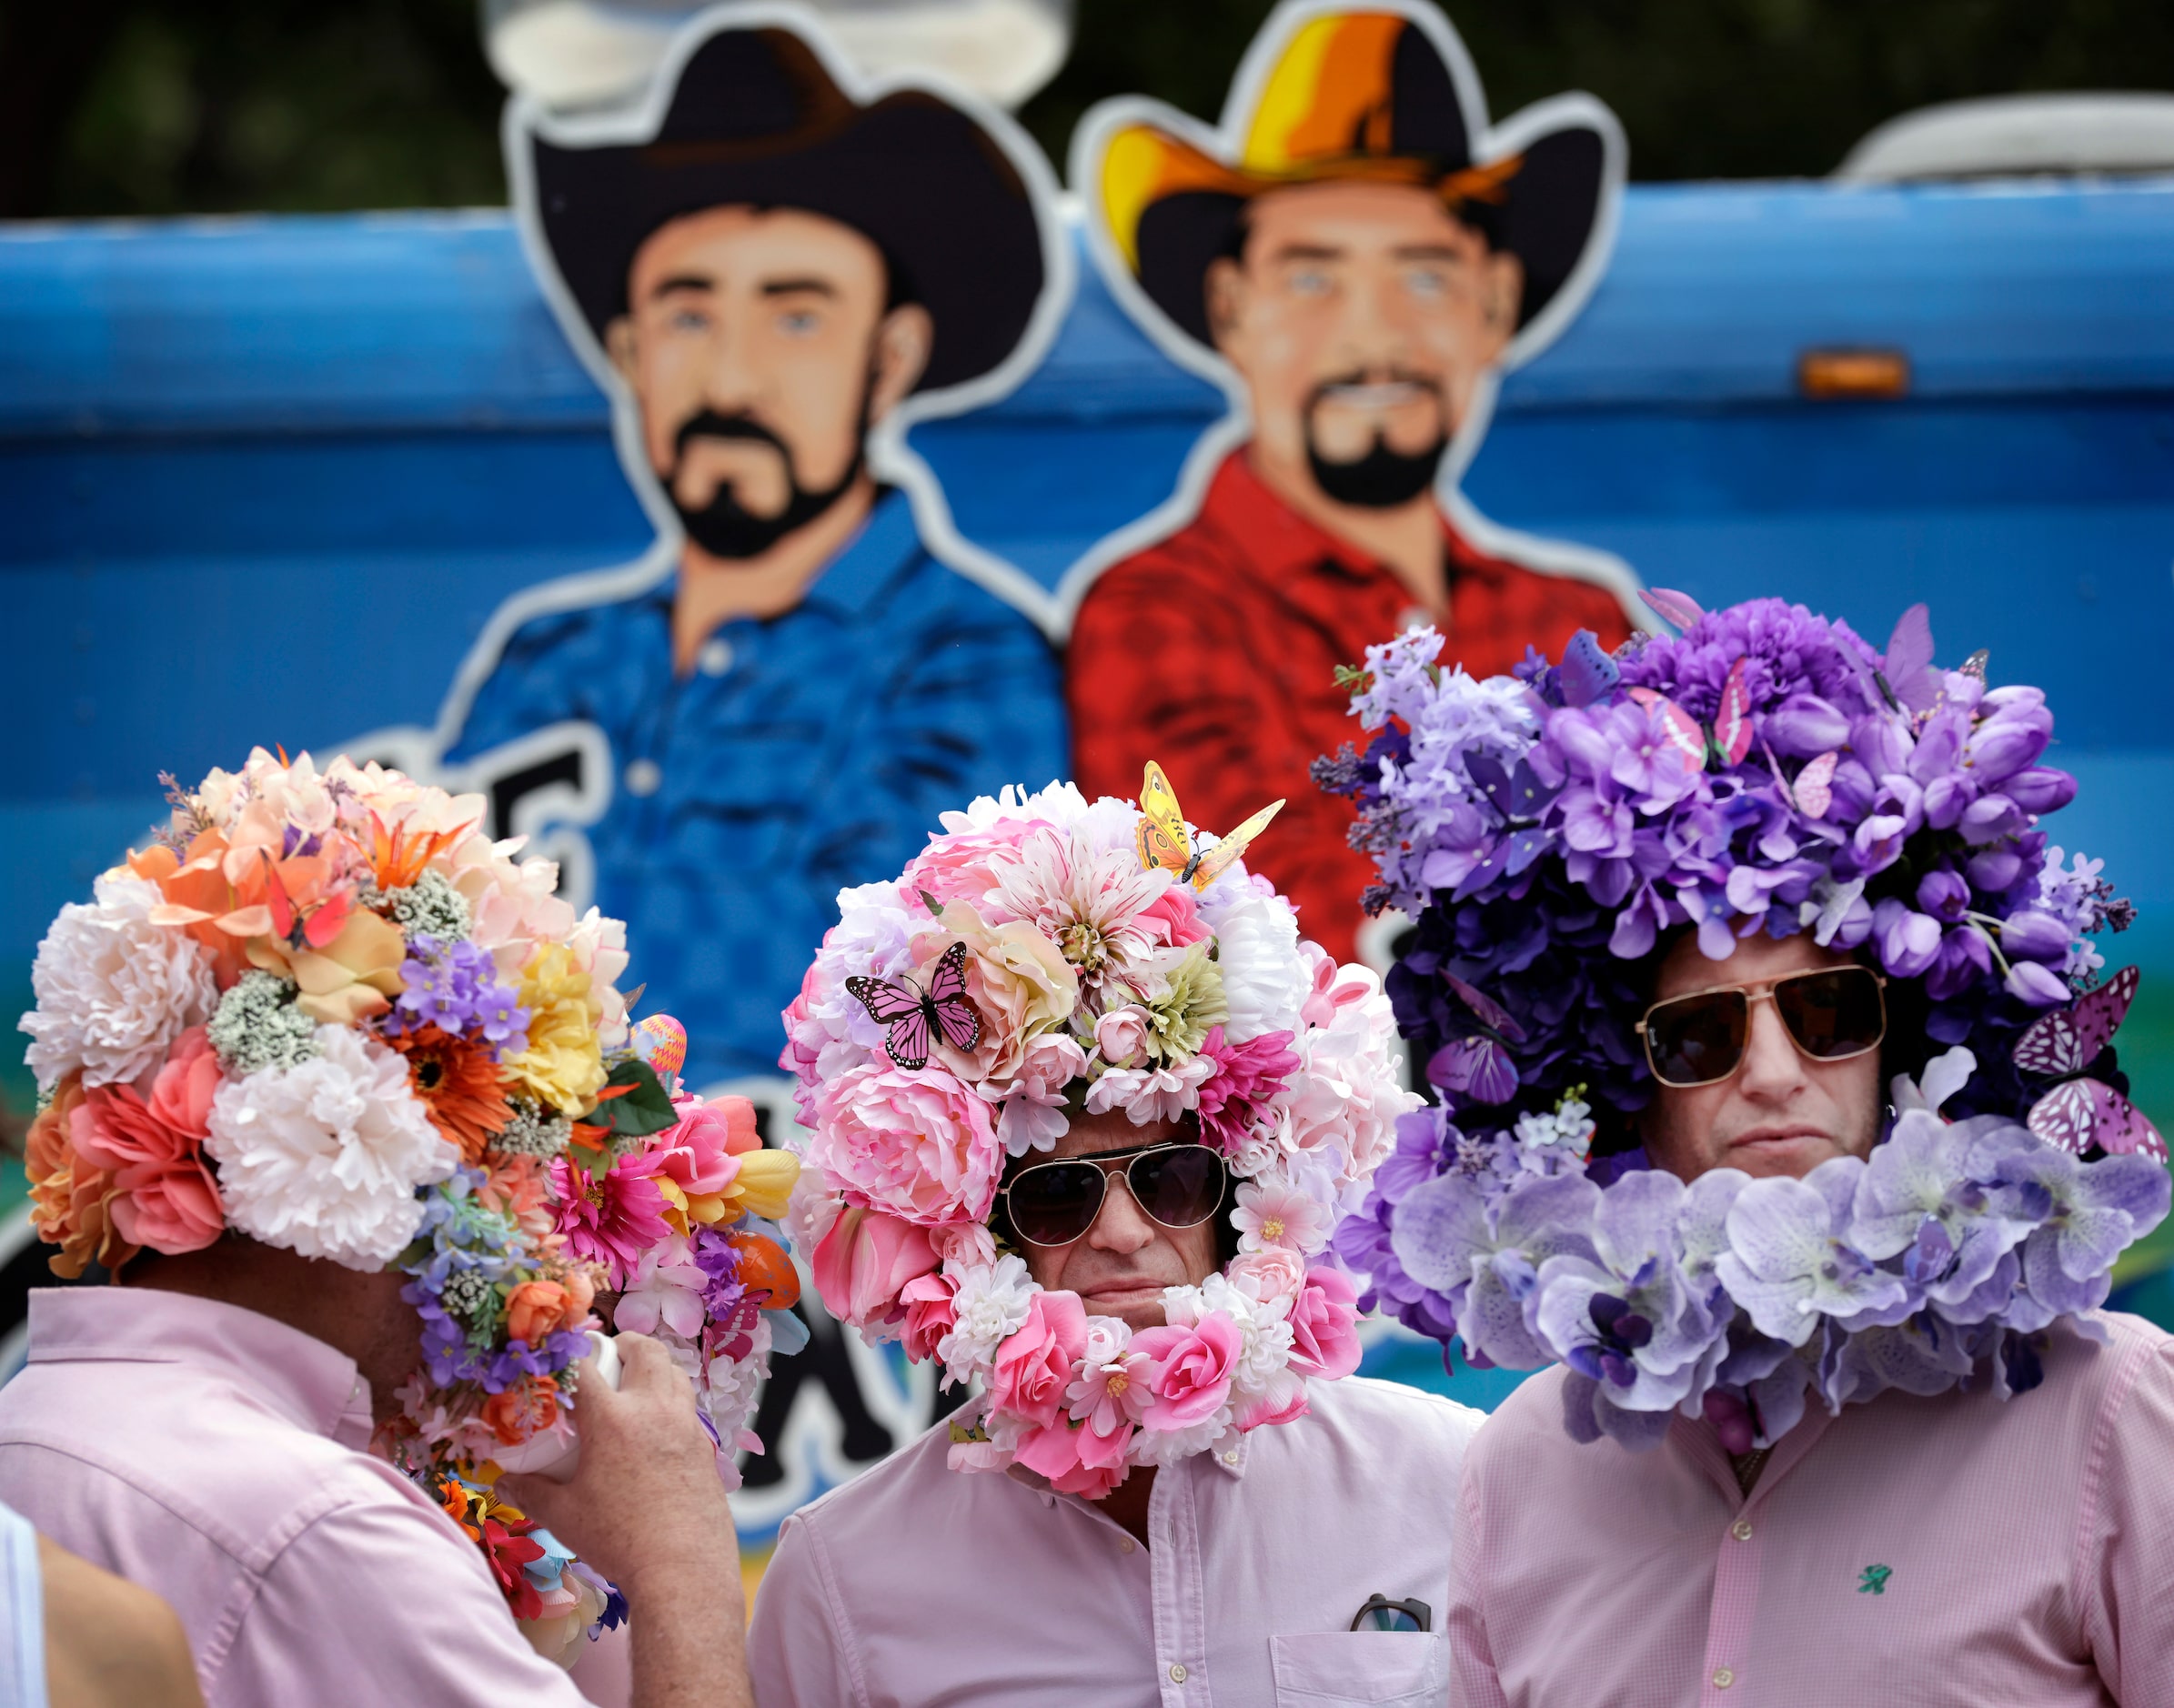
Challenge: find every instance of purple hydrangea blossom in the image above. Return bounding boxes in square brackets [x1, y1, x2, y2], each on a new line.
[391, 935, 532, 1055]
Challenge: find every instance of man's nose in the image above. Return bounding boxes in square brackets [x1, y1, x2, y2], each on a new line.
[1736, 997, 1808, 1101]
[1085, 1170, 1157, 1256]
[694, 311, 763, 410]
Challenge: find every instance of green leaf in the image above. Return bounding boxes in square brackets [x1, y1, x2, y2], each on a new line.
[599, 1057, 678, 1140]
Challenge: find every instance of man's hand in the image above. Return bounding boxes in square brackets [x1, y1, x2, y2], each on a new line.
[502, 1334, 751, 1708]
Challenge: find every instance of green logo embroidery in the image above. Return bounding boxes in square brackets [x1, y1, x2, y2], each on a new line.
[1857, 1565, 1893, 1596]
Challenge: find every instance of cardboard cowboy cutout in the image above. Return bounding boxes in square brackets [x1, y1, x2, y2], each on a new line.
[1062, 0, 1643, 966]
[431, 6, 1071, 1090]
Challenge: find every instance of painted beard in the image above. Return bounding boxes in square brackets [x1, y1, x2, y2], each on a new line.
[662, 406, 865, 561]
[1301, 373, 1450, 509]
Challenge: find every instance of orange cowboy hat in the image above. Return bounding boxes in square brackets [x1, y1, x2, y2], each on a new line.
[1077, 2, 1622, 355]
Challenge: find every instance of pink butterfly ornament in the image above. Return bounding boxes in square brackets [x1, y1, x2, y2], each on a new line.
[847, 940, 983, 1072]
[2013, 967, 2166, 1161]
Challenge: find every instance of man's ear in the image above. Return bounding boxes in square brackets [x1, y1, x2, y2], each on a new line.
[605, 316, 639, 386]
[1476, 250, 1525, 366]
[868, 303, 933, 423]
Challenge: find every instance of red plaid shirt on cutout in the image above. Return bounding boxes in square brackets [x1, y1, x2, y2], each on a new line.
[1067, 449, 1636, 964]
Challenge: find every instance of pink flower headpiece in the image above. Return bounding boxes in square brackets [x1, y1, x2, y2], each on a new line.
[780, 777, 1417, 1494]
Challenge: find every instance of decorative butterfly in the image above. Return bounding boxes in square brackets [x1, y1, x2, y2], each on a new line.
[1627, 654, 1755, 773]
[2012, 966, 2166, 1161]
[1454, 752, 1565, 901]
[1425, 970, 1526, 1104]
[1135, 760, 1284, 890]
[1761, 736, 1840, 820]
[1640, 587, 1706, 633]
[847, 940, 982, 1072]
[1555, 629, 1621, 709]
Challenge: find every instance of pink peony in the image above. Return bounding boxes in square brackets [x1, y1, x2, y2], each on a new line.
[898, 1267, 962, 1362]
[1132, 1312, 1242, 1430]
[988, 1290, 1087, 1431]
[1286, 1268, 1364, 1381]
[1194, 1026, 1300, 1154]
[901, 818, 1049, 913]
[807, 1062, 1004, 1226]
[67, 1026, 224, 1255]
[810, 1206, 939, 1325]
[1134, 881, 1211, 949]
[931, 1221, 998, 1269]
[1012, 1414, 1131, 1498]
[549, 1154, 672, 1288]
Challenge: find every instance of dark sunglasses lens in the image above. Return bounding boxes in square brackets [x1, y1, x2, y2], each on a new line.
[1776, 968, 1886, 1060]
[1007, 1162, 1105, 1246]
[1648, 991, 1748, 1086]
[1355, 1604, 1424, 1633]
[1130, 1147, 1227, 1230]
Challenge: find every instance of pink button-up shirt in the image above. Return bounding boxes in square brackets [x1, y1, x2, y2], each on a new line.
[749, 1375, 1482, 1708]
[1449, 1309, 2174, 1706]
[0, 1288, 623, 1707]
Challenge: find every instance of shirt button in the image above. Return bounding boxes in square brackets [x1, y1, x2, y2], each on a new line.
[697, 637, 735, 677]
[1731, 1518, 1754, 1541]
[1713, 1666, 1736, 1690]
[624, 758, 662, 798]
[1169, 1663, 1188, 1684]
[1223, 1450, 1240, 1464]
[1119, 1536, 1136, 1553]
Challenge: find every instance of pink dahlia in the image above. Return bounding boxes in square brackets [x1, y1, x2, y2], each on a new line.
[1194, 1026, 1301, 1154]
[549, 1154, 672, 1288]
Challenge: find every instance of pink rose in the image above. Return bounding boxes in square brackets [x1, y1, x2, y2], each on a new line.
[808, 1063, 1004, 1225]
[988, 1291, 1087, 1431]
[1135, 882, 1210, 949]
[1013, 1414, 1131, 1498]
[931, 1221, 998, 1268]
[1227, 1248, 1307, 1304]
[68, 1027, 224, 1255]
[898, 1267, 961, 1363]
[1286, 1268, 1363, 1381]
[1132, 1312, 1242, 1430]
[810, 1206, 939, 1325]
[1233, 1385, 1309, 1432]
[642, 1099, 742, 1200]
[1093, 1007, 1152, 1070]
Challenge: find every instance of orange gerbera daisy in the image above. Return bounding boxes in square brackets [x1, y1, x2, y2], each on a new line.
[387, 1025, 509, 1163]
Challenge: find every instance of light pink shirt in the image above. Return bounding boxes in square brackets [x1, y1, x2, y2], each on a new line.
[749, 1374, 1481, 1708]
[1449, 1310, 2174, 1706]
[0, 1288, 623, 1708]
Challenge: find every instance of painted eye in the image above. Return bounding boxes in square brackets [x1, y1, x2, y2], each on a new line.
[1287, 269, 1331, 297]
[669, 307, 710, 333]
[1404, 268, 1448, 299]
[779, 309, 820, 336]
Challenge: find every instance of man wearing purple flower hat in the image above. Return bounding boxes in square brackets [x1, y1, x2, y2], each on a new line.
[1324, 594, 2174, 1704]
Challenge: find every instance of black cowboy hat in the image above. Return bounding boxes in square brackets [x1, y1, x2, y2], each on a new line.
[1086, 7, 1618, 350]
[527, 25, 1047, 394]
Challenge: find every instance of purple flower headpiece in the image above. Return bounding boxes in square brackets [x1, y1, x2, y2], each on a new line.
[1320, 594, 2164, 1449]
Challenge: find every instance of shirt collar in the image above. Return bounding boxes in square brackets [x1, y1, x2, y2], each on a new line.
[26, 1287, 371, 1445]
[1668, 1401, 1837, 1511]
[798, 487, 923, 619]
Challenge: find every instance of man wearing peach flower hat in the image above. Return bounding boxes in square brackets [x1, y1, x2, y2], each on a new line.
[1064, 1, 1644, 967]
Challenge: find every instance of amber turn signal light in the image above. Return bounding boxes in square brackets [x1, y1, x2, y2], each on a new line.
[1797, 348, 1911, 399]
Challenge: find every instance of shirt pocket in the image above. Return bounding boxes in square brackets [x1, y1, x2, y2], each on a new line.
[1268, 1632, 1450, 1706]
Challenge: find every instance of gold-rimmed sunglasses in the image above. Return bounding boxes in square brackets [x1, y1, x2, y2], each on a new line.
[995, 1142, 1228, 1248]
[1636, 966, 1887, 1089]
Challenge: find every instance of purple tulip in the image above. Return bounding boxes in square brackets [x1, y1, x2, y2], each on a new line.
[2005, 767, 2077, 814]
[1965, 716, 2050, 783]
[1924, 924, 1992, 1000]
[1966, 846, 2023, 894]
[1828, 894, 1876, 951]
[1921, 771, 1976, 831]
[1998, 909, 2071, 965]
[1766, 693, 1849, 758]
[1960, 792, 2027, 845]
[1915, 869, 1970, 922]
[2004, 961, 2070, 1008]
[1873, 898, 1942, 978]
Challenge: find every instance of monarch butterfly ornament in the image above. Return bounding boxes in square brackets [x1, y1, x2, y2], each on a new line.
[1134, 761, 1284, 891]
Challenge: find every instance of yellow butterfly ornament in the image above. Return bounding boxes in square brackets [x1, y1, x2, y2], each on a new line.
[1133, 760, 1284, 890]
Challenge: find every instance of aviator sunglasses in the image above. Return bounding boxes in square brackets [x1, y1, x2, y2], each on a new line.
[1636, 966, 1887, 1090]
[997, 1142, 1229, 1248]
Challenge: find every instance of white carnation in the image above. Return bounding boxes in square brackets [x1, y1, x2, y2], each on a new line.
[21, 874, 216, 1093]
[937, 1255, 1035, 1385]
[1129, 1413, 1233, 1466]
[1202, 888, 1306, 1043]
[205, 1024, 458, 1270]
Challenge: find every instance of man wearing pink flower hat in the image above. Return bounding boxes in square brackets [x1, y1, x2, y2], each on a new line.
[749, 778, 1482, 1705]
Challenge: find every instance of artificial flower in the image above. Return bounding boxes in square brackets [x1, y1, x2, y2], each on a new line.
[21, 873, 218, 1093]
[67, 1026, 225, 1254]
[385, 1024, 510, 1162]
[246, 907, 408, 1027]
[501, 942, 607, 1118]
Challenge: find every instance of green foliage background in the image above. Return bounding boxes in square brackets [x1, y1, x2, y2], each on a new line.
[5, 0, 2171, 218]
